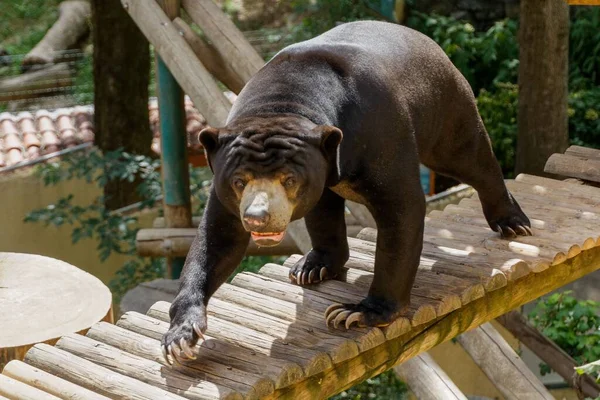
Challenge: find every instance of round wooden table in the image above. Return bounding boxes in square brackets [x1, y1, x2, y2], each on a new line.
[0, 252, 113, 369]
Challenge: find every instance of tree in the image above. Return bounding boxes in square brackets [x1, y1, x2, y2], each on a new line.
[515, 0, 569, 176]
[91, 0, 152, 210]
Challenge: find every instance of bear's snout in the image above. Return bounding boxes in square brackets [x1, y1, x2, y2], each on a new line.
[243, 198, 271, 230]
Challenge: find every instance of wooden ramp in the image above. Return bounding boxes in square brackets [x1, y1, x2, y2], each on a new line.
[3, 173, 600, 400]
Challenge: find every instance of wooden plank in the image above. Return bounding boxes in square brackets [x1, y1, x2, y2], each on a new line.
[55, 333, 243, 400]
[394, 353, 467, 400]
[457, 323, 554, 400]
[2, 360, 109, 400]
[267, 246, 600, 399]
[284, 254, 485, 307]
[349, 235, 509, 291]
[115, 311, 304, 388]
[147, 303, 334, 377]
[432, 206, 598, 251]
[23, 343, 189, 400]
[545, 153, 600, 182]
[516, 173, 600, 196]
[497, 311, 600, 399]
[507, 179, 600, 209]
[255, 264, 437, 331]
[207, 297, 360, 364]
[181, 0, 265, 84]
[122, 0, 231, 126]
[85, 322, 273, 398]
[0, 373, 61, 400]
[214, 283, 386, 353]
[136, 228, 300, 257]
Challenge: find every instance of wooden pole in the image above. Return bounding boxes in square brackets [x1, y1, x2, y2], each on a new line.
[457, 322, 554, 400]
[172, 18, 246, 94]
[497, 311, 600, 399]
[181, 0, 264, 83]
[154, 0, 191, 279]
[394, 353, 467, 400]
[121, 0, 231, 126]
[136, 228, 300, 257]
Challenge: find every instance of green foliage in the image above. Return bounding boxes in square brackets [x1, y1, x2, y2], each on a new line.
[406, 12, 519, 94]
[330, 370, 408, 400]
[568, 87, 600, 148]
[569, 7, 600, 90]
[289, 0, 382, 42]
[476, 83, 519, 177]
[528, 291, 600, 376]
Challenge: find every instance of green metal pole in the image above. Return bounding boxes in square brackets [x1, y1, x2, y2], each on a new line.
[156, 55, 190, 279]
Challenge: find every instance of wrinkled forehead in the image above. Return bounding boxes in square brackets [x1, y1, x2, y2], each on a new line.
[220, 131, 315, 176]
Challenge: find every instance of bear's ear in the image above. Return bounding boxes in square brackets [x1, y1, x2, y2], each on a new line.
[199, 127, 220, 173]
[314, 125, 343, 186]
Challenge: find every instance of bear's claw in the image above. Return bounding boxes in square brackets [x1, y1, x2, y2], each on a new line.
[325, 303, 366, 330]
[289, 266, 329, 285]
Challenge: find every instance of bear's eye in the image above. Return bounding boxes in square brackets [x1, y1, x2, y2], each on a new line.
[233, 179, 246, 190]
[283, 177, 297, 189]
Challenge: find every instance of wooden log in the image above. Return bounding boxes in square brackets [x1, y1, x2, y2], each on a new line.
[181, 0, 265, 83]
[136, 228, 300, 257]
[55, 333, 242, 400]
[565, 145, 600, 160]
[147, 302, 334, 377]
[173, 18, 246, 94]
[0, 373, 61, 400]
[497, 311, 600, 399]
[2, 360, 109, 400]
[0, 64, 72, 102]
[212, 282, 386, 353]
[24, 343, 190, 400]
[22, 1, 91, 69]
[457, 323, 554, 400]
[115, 311, 304, 389]
[394, 353, 467, 400]
[206, 297, 360, 364]
[544, 153, 600, 183]
[122, 0, 231, 126]
[86, 322, 274, 397]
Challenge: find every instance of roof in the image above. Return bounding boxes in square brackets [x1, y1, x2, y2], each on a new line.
[0, 93, 237, 170]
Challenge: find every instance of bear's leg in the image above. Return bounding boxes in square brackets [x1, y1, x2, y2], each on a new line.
[290, 188, 349, 285]
[423, 114, 531, 238]
[325, 161, 426, 329]
[162, 188, 249, 363]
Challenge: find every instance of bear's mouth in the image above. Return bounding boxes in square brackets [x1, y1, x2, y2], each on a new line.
[251, 231, 286, 247]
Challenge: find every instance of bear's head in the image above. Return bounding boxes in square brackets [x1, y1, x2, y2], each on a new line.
[199, 115, 342, 247]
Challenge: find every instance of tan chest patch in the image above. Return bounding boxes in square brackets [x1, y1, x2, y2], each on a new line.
[331, 181, 368, 205]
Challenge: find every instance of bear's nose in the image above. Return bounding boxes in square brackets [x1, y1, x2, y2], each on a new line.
[243, 207, 270, 229]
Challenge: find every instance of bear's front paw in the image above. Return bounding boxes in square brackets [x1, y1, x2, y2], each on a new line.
[161, 303, 207, 365]
[324, 296, 406, 330]
[289, 249, 345, 286]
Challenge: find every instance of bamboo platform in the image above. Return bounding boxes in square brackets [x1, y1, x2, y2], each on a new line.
[3, 173, 600, 399]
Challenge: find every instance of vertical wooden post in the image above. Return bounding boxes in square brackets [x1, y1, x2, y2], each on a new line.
[155, 0, 191, 278]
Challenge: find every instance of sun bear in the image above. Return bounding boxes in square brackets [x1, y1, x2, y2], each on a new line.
[161, 20, 531, 362]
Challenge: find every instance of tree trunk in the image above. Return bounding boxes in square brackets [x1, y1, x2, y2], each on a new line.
[515, 0, 569, 176]
[92, 0, 151, 210]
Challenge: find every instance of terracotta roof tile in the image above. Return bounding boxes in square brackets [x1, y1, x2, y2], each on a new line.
[0, 93, 236, 170]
